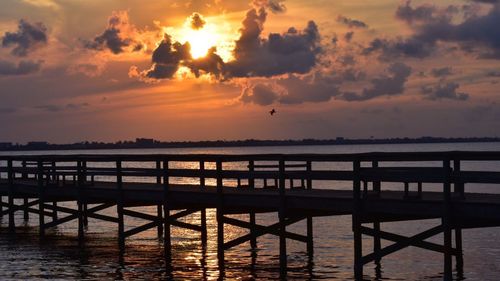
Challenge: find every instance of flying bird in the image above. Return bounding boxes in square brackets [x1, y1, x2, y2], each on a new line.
[269, 108, 276, 116]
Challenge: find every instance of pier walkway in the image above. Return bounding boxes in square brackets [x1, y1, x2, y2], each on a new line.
[1, 152, 500, 280]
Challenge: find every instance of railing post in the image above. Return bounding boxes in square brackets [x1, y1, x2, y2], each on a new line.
[77, 159, 85, 242]
[82, 160, 87, 226]
[216, 159, 225, 271]
[278, 157, 287, 279]
[443, 159, 453, 281]
[22, 160, 27, 179]
[156, 160, 163, 238]
[37, 158, 45, 237]
[371, 160, 381, 267]
[453, 158, 464, 273]
[7, 158, 15, 232]
[116, 160, 125, 250]
[23, 197, 29, 221]
[352, 158, 363, 280]
[162, 159, 171, 262]
[248, 160, 257, 249]
[306, 160, 313, 259]
[199, 160, 207, 244]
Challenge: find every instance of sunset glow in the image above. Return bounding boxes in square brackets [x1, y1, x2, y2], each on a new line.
[165, 15, 237, 62]
[1, 0, 500, 143]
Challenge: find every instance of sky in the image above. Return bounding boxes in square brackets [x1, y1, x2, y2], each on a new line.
[0, 0, 499, 143]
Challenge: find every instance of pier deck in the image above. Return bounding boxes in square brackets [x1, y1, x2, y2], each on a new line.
[1, 151, 500, 280]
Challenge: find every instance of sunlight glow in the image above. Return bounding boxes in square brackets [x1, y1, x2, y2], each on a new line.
[164, 14, 238, 62]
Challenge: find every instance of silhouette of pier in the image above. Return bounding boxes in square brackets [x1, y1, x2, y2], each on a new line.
[1, 152, 500, 280]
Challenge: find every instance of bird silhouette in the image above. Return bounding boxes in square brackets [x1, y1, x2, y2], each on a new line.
[269, 108, 276, 116]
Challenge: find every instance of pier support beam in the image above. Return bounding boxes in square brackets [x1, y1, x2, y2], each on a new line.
[216, 160, 225, 271]
[116, 160, 125, 250]
[37, 160, 45, 237]
[23, 198, 29, 221]
[455, 228, 464, 276]
[162, 160, 171, 262]
[7, 159, 15, 232]
[353, 159, 363, 280]
[278, 159, 287, 279]
[443, 159, 453, 281]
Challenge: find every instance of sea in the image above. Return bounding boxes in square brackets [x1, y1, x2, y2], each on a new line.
[0, 142, 499, 280]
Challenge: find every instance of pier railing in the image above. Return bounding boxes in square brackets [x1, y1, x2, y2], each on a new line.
[2, 151, 500, 197]
[2, 151, 500, 280]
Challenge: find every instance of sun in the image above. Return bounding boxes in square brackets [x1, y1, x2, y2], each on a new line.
[182, 26, 219, 59]
[164, 14, 238, 62]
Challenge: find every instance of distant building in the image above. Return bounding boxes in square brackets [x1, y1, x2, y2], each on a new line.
[135, 138, 155, 146]
[26, 141, 49, 149]
[0, 142, 12, 149]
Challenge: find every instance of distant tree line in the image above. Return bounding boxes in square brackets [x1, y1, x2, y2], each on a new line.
[0, 137, 499, 151]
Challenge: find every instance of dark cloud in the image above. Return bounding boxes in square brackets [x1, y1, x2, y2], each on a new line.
[337, 54, 356, 66]
[1, 19, 48, 57]
[344, 31, 354, 42]
[470, 0, 498, 3]
[189, 13, 206, 30]
[226, 8, 320, 78]
[253, 0, 287, 13]
[240, 83, 279, 105]
[339, 68, 366, 82]
[186, 47, 225, 78]
[395, 1, 438, 24]
[143, 35, 191, 79]
[331, 34, 338, 46]
[337, 15, 368, 29]
[431, 67, 453, 77]
[0, 107, 17, 114]
[421, 82, 469, 101]
[277, 74, 340, 104]
[363, 37, 435, 59]
[486, 70, 500, 77]
[0, 59, 42, 76]
[34, 103, 90, 113]
[137, 7, 319, 81]
[368, 1, 500, 60]
[84, 11, 142, 54]
[340, 63, 412, 101]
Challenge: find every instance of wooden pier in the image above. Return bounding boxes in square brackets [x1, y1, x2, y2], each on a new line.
[1, 152, 500, 280]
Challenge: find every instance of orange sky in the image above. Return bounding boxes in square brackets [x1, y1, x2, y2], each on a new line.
[1, 0, 499, 143]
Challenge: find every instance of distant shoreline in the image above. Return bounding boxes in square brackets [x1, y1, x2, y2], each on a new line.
[1, 137, 500, 152]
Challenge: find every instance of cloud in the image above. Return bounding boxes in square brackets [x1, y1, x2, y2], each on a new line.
[430, 67, 453, 77]
[1, 19, 48, 57]
[395, 1, 438, 24]
[253, 0, 287, 13]
[337, 15, 368, 29]
[238, 73, 341, 105]
[83, 11, 143, 54]
[344, 31, 354, 42]
[0, 59, 42, 75]
[142, 34, 191, 79]
[363, 37, 435, 59]
[189, 13, 206, 30]
[186, 47, 225, 78]
[226, 8, 320, 77]
[277, 73, 340, 104]
[136, 6, 320, 81]
[337, 54, 356, 66]
[367, 1, 500, 60]
[340, 62, 412, 101]
[0, 107, 17, 114]
[240, 83, 280, 105]
[34, 102, 90, 113]
[470, 0, 498, 3]
[421, 82, 469, 101]
[486, 70, 500, 77]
